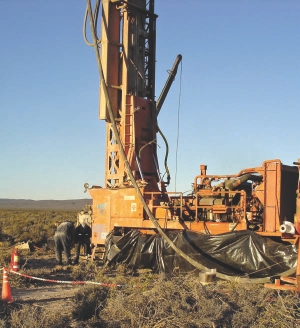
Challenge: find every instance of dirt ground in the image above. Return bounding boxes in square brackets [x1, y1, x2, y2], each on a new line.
[11, 285, 81, 312]
[8, 255, 86, 320]
[4, 249, 300, 328]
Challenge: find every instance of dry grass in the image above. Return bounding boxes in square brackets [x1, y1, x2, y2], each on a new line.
[9, 304, 69, 328]
[62, 269, 300, 328]
[1, 261, 300, 328]
[0, 210, 300, 327]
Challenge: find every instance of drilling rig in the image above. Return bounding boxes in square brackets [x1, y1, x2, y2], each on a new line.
[82, 0, 300, 285]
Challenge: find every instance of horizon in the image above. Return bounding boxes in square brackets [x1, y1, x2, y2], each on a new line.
[0, 198, 92, 201]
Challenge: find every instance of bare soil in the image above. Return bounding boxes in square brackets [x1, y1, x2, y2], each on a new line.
[9, 255, 85, 319]
[4, 251, 300, 328]
[11, 285, 81, 312]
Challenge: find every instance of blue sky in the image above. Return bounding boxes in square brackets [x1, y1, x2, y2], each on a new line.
[0, 1, 299, 200]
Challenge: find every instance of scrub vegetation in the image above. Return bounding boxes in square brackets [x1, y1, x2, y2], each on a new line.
[0, 209, 299, 327]
[0, 209, 76, 247]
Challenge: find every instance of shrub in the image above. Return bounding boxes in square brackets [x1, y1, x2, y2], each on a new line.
[0, 210, 76, 246]
[10, 304, 68, 328]
[72, 285, 108, 321]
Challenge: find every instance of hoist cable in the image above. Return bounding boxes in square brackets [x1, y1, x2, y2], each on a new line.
[156, 54, 182, 186]
[174, 60, 182, 192]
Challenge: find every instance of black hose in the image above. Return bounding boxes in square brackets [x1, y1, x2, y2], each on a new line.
[85, 0, 296, 283]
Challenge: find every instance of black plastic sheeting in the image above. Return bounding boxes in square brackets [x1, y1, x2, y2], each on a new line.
[104, 229, 297, 278]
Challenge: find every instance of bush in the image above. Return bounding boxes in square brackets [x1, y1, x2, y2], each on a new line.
[72, 285, 108, 321]
[10, 304, 68, 328]
[0, 210, 76, 246]
[1, 210, 299, 327]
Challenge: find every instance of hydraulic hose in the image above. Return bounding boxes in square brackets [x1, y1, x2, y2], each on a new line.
[157, 125, 170, 185]
[85, 0, 296, 283]
[83, 0, 101, 46]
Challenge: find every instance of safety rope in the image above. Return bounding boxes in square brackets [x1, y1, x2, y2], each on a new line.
[2, 260, 296, 287]
[84, 0, 297, 284]
[9, 269, 123, 287]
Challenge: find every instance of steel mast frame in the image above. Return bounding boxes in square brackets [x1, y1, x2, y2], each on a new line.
[99, 0, 158, 189]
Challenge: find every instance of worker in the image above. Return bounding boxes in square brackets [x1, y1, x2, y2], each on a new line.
[73, 220, 92, 265]
[54, 220, 75, 265]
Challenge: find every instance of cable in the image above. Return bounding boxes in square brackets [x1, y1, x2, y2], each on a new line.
[174, 60, 182, 192]
[156, 54, 182, 186]
[157, 125, 170, 185]
[86, 0, 210, 273]
[85, 0, 296, 283]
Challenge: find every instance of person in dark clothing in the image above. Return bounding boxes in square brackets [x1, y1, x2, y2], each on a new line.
[54, 220, 75, 265]
[73, 222, 92, 264]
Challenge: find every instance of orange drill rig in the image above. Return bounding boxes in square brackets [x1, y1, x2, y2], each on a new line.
[82, 0, 299, 286]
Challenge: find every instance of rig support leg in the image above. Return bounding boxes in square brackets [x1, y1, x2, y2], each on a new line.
[264, 236, 300, 292]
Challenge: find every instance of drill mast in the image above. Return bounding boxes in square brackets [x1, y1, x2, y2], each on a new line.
[100, 0, 159, 190]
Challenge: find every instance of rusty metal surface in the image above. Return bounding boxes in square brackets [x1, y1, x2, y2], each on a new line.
[87, 2, 300, 253]
[89, 158, 299, 245]
[264, 279, 298, 292]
